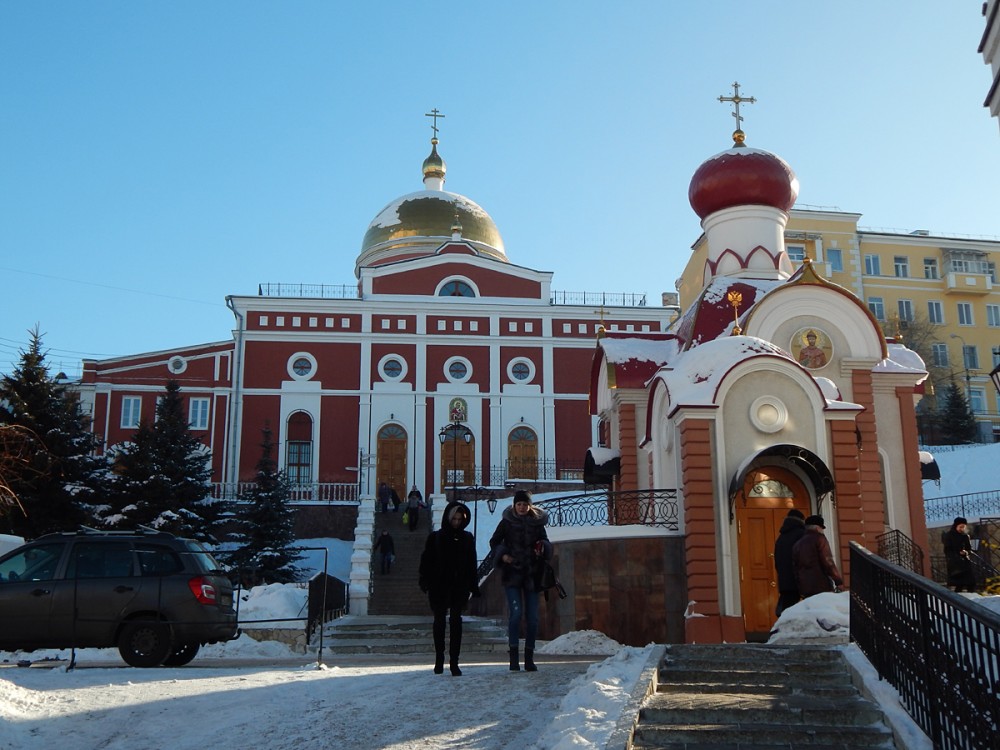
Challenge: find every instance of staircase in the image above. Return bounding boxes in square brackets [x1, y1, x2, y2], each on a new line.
[631, 644, 897, 749]
[320, 615, 509, 655]
[368, 510, 432, 615]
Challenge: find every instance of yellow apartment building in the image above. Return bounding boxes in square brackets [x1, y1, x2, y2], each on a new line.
[680, 208, 1000, 440]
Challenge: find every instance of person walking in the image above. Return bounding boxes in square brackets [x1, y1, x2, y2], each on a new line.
[377, 482, 391, 514]
[373, 530, 395, 575]
[944, 516, 976, 593]
[489, 489, 551, 672]
[773, 509, 806, 616]
[418, 500, 479, 676]
[791, 515, 844, 598]
[406, 485, 423, 531]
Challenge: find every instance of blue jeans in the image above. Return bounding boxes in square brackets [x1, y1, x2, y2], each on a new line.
[505, 586, 540, 650]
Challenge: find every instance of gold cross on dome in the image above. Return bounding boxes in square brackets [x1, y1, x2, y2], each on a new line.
[425, 108, 446, 138]
[718, 82, 756, 129]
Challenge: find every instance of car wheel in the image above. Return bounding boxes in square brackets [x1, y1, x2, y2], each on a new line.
[117, 618, 172, 668]
[161, 641, 200, 667]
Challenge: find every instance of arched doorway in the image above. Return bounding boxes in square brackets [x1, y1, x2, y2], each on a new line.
[439, 425, 475, 493]
[376, 423, 407, 498]
[735, 466, 811, 636]
[507, 426, 538, 480]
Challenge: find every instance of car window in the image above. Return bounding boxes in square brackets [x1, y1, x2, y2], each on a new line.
[135, 543, 184, 576]
[68, 542, 135, 579]
[181, 540, 226, 574]
[0, 543, 65, 582]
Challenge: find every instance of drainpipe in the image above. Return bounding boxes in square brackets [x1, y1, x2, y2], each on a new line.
[225, 296, 244, 488]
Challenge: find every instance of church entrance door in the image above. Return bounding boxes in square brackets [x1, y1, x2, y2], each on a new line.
[735, 466, 811, 637]
[376, 424, 408, 499]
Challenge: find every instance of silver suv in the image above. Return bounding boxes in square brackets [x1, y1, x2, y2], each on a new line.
[0, 529, 238, 667]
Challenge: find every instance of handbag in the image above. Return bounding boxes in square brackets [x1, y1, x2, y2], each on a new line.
[401, 511, 409, 525]
[536, 561, 567, 600]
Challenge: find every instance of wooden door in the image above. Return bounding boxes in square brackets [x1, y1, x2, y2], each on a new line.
[735, 466, 810, 635]
[507, 426, 538, 479]
[440, 434, 476, 492]
[376, 424, 407, 497]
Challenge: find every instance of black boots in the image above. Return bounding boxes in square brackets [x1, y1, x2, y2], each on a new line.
[524, 648, 537, 672]
[449, 659, 462, 676]
[509, 646, 520, 671]
[434, 652, 444, 674]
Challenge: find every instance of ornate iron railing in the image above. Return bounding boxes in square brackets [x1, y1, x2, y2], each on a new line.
[210, 482, 358, 503]
[454, 461, 586, 487]
[549, 290, 647, 307]
[536, 489, 679, 530]
[257, 283, 359, 299]
[850, 541, 1000, 749]
[876, 529, 925, 575]
[925, 490, 1000, 524]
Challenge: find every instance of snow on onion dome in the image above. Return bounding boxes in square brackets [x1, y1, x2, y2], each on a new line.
[688, 131, 800, 220]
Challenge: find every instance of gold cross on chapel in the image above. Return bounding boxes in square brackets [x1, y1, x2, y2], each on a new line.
[718, 82, 756, 131]
[425, 108, 446, 138]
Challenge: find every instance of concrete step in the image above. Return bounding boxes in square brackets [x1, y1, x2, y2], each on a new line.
[640, 692, 886, 727]
[632, 722, 895, 748]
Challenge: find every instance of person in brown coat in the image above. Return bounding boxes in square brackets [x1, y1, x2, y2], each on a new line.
[791, 515, 844, 598]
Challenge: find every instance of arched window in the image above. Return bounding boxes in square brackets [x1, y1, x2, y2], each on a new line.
[438, 280, 475, 297]
[507, 426, 538, 480]
[286, 412, 313, 485]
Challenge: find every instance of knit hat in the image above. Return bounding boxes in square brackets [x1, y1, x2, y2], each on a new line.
[804, 515, 825, 528]
[786, 509, 805, 520]
[954, 517, 968, 526]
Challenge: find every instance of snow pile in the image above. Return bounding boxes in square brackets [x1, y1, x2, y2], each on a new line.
[237, 582, 308, 628]
[538, 629, 624, 655]
[767, 591, 849, 643]
[530, 645, 653, 750]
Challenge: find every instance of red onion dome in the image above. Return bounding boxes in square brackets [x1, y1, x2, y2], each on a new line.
[688, 135, 799, 220]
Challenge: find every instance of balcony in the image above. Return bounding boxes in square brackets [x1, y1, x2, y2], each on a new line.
[211, 482, 358, 503]
[944, 272, 994, 294]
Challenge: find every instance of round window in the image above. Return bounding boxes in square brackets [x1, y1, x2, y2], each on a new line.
[383, 359, 403, 378]
[448, 361, 468, 380]
[511, 362, 530, 380]
[167, 356, 187, 374]
[293, 358, 312, 376]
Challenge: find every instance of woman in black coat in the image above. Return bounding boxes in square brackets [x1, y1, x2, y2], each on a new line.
[418, 501, 479, 675]
[944, 516, 976, 593]
[489, 490, 551, 672]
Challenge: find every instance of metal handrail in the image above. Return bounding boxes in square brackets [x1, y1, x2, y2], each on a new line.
[925, 490, 1000, 523]
[211, 482, 358, 503]
[875, 529, 924, 575]
[850, 541, 1000, 749]
[535, 489, 680, 530]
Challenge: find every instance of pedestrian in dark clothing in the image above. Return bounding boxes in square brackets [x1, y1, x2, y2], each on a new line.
[390, 487, 401, 512]
[377, 482, 391, 514]
[773, 509, 806, 616]
[373, 530, 395, 575]
[791, 515, 844, 598]
[406, 485, 423, 531]
[419, 501, 479, 676]
[489, 489, 551, 672]
[944, 517, 976, 593]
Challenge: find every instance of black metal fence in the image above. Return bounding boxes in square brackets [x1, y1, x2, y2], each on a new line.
[850, 541, 1000, 749]
[876, 529, 925, 575]
[925, 491, 1000, 525]
[535, 489, 680, 530]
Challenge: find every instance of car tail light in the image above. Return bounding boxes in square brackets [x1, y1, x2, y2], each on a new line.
[188, 576, 218, 605]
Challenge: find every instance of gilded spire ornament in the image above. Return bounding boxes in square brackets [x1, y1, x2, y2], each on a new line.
[727, 290, 743, 335]
[718, 82, 756, 147]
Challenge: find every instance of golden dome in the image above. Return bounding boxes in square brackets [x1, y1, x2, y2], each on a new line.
[422, 138, 446, 181]
[359, 190, 506, 261]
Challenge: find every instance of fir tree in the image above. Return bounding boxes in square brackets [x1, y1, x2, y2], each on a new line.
[938, 380, 979, 445]
[105, 380, 220, 540]
[0, 327, 108, 538]
[227, 427, 302, 584]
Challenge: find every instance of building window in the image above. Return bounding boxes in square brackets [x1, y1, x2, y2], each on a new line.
[867, 297, 885, 321]
[276, 316, 285, 327]
[993, 347, 1000, 368]
[864, 254, 881, 276]
[827, 248, 843, 272]
[438, 280, 475, 297]
[309, 317, 318, 327]
[167, 356, 187, 375]
[292, 317, 301, 327]
[894, 256, 909, 277]
[897, 299, 914, 322]
[469, 321, 478, 332]
[969, 388, 986, 414]
[381, 319, 390, 330]
[121, 397, 141, 428]
[524, 322, 534, 333]
[958, 302, 974, 326]
[445, 357, 471, 384]
[931, 343, 949, 368]
[259, 316, 269, 326]
[562, 324, 571, 333]
[286, 412, 313, 485]
[379, 355, 406, 381]
[397, 320, 406, 330]
[578, 324, 587, 334]
[287, 352, 317, 381]
[928, 301, 943, 324]
[924, 258, 938, 279]
[508, 358, 534, 382]
[341, 318, 350, 328]
[509, 322, 517, 332]
[189, 398, 209, 430]
[962, 345, 980, 371]
[787, 245, 805, 262]
[990, 262, 997, 283]
[988, 304, 1000, 327]
[437, 320, 446, 331]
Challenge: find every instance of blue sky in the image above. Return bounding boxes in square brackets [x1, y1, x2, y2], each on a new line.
[1, 2, 998, 379]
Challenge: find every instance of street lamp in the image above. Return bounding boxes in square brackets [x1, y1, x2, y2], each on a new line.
[950, 333, 973, 403]
[463, 484, 498, 540]
[438, 423, 471, 501]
